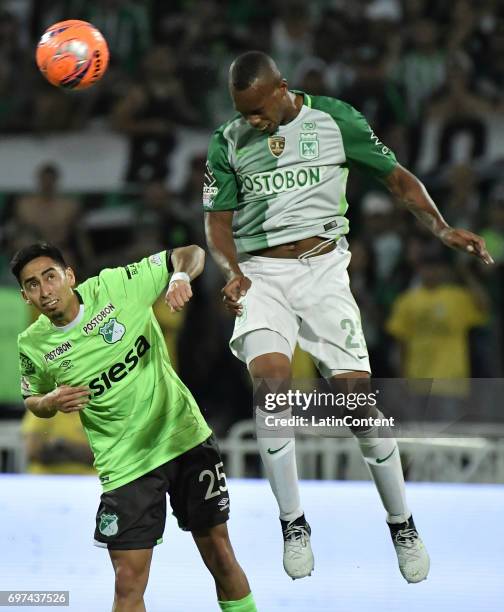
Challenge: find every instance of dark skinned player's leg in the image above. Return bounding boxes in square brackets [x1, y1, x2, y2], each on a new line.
[192, 523, 257, 611]
[329, 371, 430, 583]
[109, 548, 152, 612]
[249, 351, 314, 580]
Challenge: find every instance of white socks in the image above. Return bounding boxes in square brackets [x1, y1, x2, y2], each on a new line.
[355, 412, 410, 524]
[255, 408, 303, 523]
[255, 405, 409, 525]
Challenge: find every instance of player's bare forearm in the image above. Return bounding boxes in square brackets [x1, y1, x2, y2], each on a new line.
[164, 246, 203, 312]
[205, 211, 251, 315]
[24, 395, 57, 418]
[383, 164, 449, 237]
[171, 245, 205, 281]
[204, 211, 242, 282]
[384, 164, 493, 264]
[25, 386, 89, 418]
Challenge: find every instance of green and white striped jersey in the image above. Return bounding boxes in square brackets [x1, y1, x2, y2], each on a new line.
[203, 92, 397, 254]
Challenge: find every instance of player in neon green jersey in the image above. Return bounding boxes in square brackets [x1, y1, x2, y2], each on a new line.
[204, 51, 493, 583]
[12, 242, 257, 612]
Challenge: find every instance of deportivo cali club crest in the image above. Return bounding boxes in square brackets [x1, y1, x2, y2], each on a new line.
[98, 513, 119, 536]
[98, 318, 126, 344]
[268, 135, 285, 157]
[299, 132, 319, 160]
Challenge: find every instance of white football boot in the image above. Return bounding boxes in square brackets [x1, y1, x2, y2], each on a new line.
[388, 515, 430, 583]
[280, 514, 314, 580]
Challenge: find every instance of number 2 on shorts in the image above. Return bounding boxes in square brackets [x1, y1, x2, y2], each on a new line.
[199, 461, 228, 500]
[340, 318, 365, 350]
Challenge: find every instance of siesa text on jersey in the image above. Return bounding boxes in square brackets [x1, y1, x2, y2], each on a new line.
[89, 335, 150, 398]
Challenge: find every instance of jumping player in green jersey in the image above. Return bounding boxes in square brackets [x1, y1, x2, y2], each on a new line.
[204, 51, 493, 583]
[12, 242, 257, 612]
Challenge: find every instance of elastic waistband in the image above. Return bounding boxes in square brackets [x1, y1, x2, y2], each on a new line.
[240, 237, 349, 267]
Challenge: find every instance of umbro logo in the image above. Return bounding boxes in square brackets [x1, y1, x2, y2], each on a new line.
[59, 359, 73, 371]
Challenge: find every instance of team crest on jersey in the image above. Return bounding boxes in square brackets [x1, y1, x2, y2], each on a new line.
[299, 132, 319, 160]
[98, 513, 119, 536]
[98, 318, 126, 344]
[268, 135, 285, 158]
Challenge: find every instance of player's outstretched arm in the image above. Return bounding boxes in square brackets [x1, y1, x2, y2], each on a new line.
[205, 211, 251, 315]
[25, 385, 90, 419]
[383, 164, 494, 265]
[165, 245, 205, 312]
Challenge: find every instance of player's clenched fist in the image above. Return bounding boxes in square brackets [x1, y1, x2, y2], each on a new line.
[165, 280, 193, 312]
[221, 274, 252, 316]
[42, 385, 90, 413]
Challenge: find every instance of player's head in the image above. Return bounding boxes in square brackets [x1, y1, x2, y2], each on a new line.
[229, 51, 290, 134]
[10, 242, 77, 322]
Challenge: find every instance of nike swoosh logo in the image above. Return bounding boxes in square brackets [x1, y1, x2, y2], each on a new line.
[267, 441, 290, 455]
[376, 447, 396, 464]
[357, 355, 368, 359]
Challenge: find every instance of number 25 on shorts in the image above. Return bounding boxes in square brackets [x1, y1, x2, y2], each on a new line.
[199, 461, 228, 500]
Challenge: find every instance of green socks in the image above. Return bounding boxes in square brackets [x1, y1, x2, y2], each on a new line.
[218, 592, 257, 611]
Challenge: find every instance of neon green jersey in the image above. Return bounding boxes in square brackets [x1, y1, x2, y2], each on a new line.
[203, 92, 397, 253]
[17, 251, 211, 491]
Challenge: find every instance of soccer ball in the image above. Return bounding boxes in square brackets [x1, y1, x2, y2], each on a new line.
[36, 20, 109, 90]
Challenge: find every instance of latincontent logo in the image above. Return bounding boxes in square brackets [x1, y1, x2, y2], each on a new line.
[261, 389, 394, 430]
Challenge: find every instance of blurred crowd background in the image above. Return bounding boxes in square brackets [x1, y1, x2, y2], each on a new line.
[0, 0, 504, 472]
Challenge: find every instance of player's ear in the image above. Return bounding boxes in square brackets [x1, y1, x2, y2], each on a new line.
[66, 267, 76, 288]
[20, 289, 30, 304]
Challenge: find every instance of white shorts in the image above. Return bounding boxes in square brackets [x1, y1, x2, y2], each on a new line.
[230, 240, 371, 377]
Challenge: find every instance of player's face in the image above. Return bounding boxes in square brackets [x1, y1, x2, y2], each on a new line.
[19, 256, 76, 322]
[232, 78, 288, 135]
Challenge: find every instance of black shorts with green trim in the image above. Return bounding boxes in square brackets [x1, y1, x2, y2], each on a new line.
[93, 435, 230, 550]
